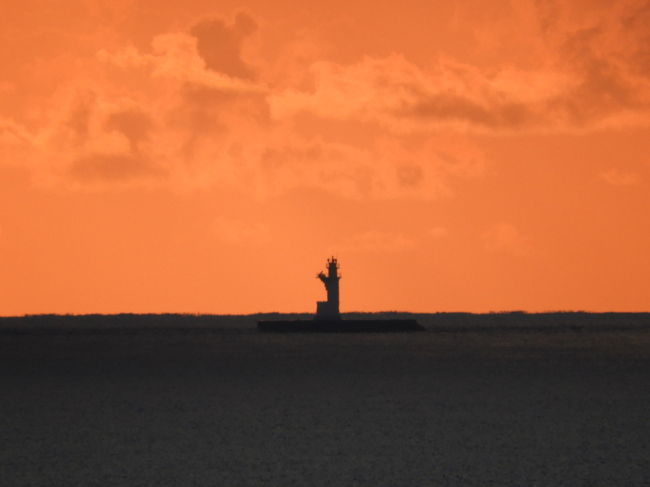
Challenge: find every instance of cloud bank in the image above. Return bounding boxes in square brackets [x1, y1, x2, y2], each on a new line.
[1, 2, 649, 196]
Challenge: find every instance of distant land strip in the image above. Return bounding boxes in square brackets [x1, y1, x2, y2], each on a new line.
[0, 312, 649, 335]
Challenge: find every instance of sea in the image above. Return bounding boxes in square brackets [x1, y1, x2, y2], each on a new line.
[1, 315, 649, 486]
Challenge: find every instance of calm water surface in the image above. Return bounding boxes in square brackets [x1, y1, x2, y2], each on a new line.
[2, 330, 649, 486]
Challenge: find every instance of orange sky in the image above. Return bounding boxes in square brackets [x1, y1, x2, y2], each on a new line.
[1, 0, 649, 315]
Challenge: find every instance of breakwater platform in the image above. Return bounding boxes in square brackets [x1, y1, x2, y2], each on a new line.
[257, 318, 424, 333]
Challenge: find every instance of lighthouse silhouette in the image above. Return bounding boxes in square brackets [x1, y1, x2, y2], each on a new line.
[316, 257, 341, 320]
[257, 256, 423, 331]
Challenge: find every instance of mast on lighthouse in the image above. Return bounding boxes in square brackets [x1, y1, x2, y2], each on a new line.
[316, 257, 341, 320]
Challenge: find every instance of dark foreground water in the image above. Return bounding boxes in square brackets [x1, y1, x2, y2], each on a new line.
[1, 328, 649, 486]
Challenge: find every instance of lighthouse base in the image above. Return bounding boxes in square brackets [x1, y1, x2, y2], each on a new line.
[315, 301, 340, 320]
[257, 318, 424, 333]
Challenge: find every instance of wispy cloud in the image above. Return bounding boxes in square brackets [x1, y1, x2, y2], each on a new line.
[428, 227, 449, 239]
[211, 216, 271, 245]
[600, 168, 641, 186]
[338, 230, 417, 253]
[482, 223, 532, 257]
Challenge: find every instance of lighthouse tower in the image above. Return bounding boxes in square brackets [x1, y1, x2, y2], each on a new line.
[316, 257, 341, 320]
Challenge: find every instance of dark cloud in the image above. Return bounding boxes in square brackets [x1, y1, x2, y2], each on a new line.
[190, 12, 257, 79]
[396, 164, 423, 188]
[182, 83, 269, 122]
[620, 1, 650, 76]
[552, 20, 648, 125]
[400, 92, 535, 129]
[66, 93, 95, 142]
[68, 153, 164, 183]
[534, 0, 562, 34]
[272, 1, 650, 133]
[261, 144, 324, 170]
[555, 61, 636, 124]
[105, 109, 152, 151]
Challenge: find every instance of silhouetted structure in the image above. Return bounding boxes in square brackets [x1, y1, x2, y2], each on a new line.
[258, 257, 424, 332]
[316, 257, 341, 319]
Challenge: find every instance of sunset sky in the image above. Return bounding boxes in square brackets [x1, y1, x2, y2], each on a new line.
[1, 0, 649, 315]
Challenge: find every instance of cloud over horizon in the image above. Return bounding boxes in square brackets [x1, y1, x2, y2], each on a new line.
[271, 0, 650, 134]
[1, 1, 649, 196]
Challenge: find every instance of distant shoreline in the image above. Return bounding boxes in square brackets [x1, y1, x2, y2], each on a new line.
[1, 312, 649, 335]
